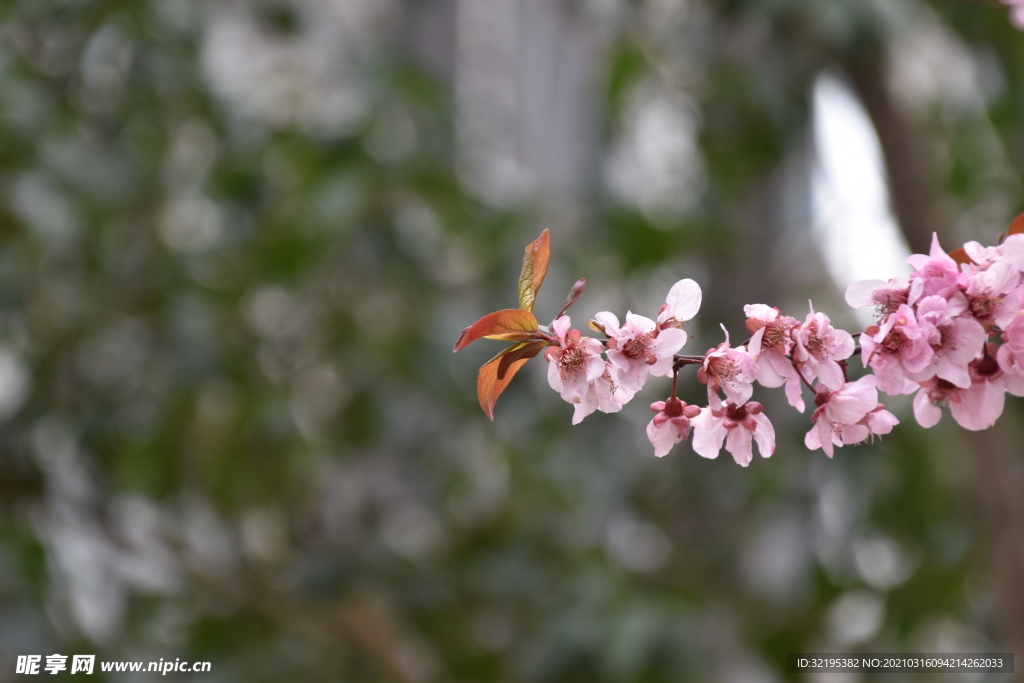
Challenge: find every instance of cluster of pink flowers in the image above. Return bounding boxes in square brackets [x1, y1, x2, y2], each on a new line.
[541, 276, 901, 465]
[848, 233, 1024, 432]
[544, 279, 701, 425]
[459, 226, 1024, 466]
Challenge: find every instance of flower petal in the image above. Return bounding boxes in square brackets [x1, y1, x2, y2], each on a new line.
[664, 279, 702, 322]
[913, 388, 942, 428]
[950, 379, 1005, 431]
[751, 413, 776, 457]
[692, 420, 724, 459]
[594, 311, 621, 335]
[845, 279, 887, 308]
[726, 428, 753, 467]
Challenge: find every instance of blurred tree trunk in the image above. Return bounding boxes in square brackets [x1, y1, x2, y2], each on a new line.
[843, 55, 938, 256]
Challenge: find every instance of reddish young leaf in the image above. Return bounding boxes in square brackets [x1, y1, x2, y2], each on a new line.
[453, 309, 540, 352]
[1008, 212, 1024, 236]
[948, 247, 973, 266]
[996, 211, 1024, 244]
[497, 340, 545, 380]
[477, 343, 536, 420]
[517, 229, 551, 312]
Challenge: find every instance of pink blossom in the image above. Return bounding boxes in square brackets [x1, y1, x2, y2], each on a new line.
[544, 316, 605, 404]
[571, 362, 637, 424]
[1003, 309, 1024, 347]
[744, 304, 798, 388]
[962, 241, 1005, 269]
[804, 375, 879, 458]
[859, 304, 932, 396]
[595, 311, 687, 391]
[999, 234, 1024, 272]
[785, 364, 811, 413]
[962, 259, 1021, 329]
[961, 232, 1024, 271]
[965, 233, 1024, 272]
[791, 303, 855, 391]
[950, 356, 1006, 431]
[646, 397, 702, 457]
[697, 326, 756, 409]
[840, 404, 899, 445]
[906, 233, 961, 300]
[904, 295, 985, 389]
[913, 352, 1007, 431]
[845, 277, 923, 318]
[657, 278, 702, 329]
[912, 379, 961, 428]
[997, 312, 1024, 396]
[692, 400, 775, 467]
